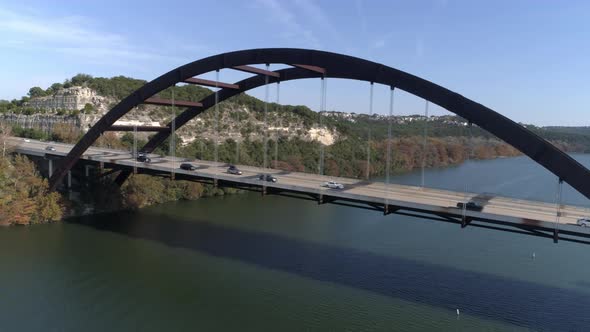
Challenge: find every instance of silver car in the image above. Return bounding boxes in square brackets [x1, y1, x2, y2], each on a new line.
[577, 218, 590, 227]
[322, 181, 344, 189]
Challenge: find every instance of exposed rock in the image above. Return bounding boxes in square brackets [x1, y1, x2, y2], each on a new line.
[25, 86, 112, 113]
[307, 127, 337, 145]
[3, 86, 339, 146]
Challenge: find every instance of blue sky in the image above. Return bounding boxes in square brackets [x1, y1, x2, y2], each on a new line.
[1, 0, 589, 125]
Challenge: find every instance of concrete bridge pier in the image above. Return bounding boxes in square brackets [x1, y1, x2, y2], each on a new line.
[48, 159, 53, 178]
[67, 170, 72, 189]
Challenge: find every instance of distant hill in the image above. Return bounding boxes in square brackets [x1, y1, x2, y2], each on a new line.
[2, 73, 590, 158]
[543, 126, 590, 136]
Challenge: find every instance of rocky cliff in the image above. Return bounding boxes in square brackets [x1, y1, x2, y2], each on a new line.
[0, 113, 100, 133]
[25, 86, 112, 113]
[3, 85, 338, 146]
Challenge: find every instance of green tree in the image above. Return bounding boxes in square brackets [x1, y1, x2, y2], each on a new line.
[47, 83, 64, 95]
[28, 87, 46, 98]
[71, 73, 93, 86]
[82, 103, 94, 114]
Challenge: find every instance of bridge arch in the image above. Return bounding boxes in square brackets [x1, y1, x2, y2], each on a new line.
[49, 48, 590, 200]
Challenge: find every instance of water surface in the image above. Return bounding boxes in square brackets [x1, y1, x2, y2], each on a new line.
[1, 155, 590, 331]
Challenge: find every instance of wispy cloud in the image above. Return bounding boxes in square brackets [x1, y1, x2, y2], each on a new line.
[0, 7, 185, 66]
[355, 0, 368, 37]
[292, 0, 340, 41]
[373, 39, 386, 49]
[254, 0, 321, 48]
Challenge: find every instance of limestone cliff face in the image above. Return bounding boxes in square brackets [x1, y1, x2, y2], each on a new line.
[0, 113, 102, 133]
[4, 86, 338, 145]
[25, 86, 112, 113]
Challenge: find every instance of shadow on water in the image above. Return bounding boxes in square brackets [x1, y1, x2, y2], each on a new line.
[72, 211, 588, 331]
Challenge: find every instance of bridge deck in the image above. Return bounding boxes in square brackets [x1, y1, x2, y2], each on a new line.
[9, 137, 590, 243]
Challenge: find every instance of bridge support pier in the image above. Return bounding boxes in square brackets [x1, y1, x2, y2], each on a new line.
[383, 204, 399, 215]
[317, 194, 324, 204]
[461, 217, 473, 228]
[48, 159, 53, 177]
[318, 194, 336, 205]
[85, 165, 90, 177]
[553, 229, 559, 243]
[99, 162, 104, 175]
[67, 171, 72, 189]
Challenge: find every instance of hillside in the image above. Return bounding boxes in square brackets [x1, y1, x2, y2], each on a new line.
[2, 73, 590, 177]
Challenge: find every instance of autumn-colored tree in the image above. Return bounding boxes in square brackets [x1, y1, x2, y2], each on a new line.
[0, 155, 64, 225]
[94, 132, 125, 149]
[0, 122, 13, 157]
[121, 174, 166, 209]
[51, 123, 81, 144]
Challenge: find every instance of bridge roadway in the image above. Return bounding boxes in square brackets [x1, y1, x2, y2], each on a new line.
[8, 137, 590, 243]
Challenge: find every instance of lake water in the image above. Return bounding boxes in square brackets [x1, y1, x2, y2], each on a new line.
[1, 155, 590, 331]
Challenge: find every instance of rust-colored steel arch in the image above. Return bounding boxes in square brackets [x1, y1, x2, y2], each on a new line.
[49, 48, 590, 201]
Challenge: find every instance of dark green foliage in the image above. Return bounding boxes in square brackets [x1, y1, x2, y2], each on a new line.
[28, 87, 47, 98]
[70, 73, 93, 86]
[82, 103, 94, 114]
[47, 83, 63, 95]
[11, 126, 49, 140]
[88, 75, 146, 100]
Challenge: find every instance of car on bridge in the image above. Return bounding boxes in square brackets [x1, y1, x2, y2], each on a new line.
[577, 218, 590, 227]
[136, 153, 151, 163]
[258, 174, 277, 182]
[45, 145, 56, 151]
[456, 201, 483, 212]
[23, 138, 30, 142]
[322, 181, 344, 189]
[227, 165, 242, 175]
[180, 163, 197, 171]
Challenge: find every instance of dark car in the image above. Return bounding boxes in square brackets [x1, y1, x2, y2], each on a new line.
[45, 146, 56, 151]
[180, 163, 197, 171]
[227, 165, 242, 175]
[258, 174, 277, 182]
[137, 153, 151, 163]
[456, 201, 483, 212]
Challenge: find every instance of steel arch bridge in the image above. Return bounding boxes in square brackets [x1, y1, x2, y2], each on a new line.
[48, 48, 590, 201]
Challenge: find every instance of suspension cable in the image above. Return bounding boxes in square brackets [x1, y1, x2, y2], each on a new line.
[318, 76, 326, 175]
[366, 82, 374, 180]
[386, 87, 395, 206]
[214, 70, 220, 165]
[555, 177, 563, 242]
[236, 100, 240, 164]
[170, 84, 176, 177]
[263, 64, 270, 170]
[421, 100, 429, 188]
[318, 75, 328, 175]
[462, 120, 474, 216]
[133, 123, 137, 173]
[274, 81, 281, 169]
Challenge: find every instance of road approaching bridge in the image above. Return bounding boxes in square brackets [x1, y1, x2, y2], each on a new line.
[8, 136, 590, 244]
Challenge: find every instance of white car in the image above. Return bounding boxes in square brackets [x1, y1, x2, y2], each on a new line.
[322, 181, 344, 189]
[23, 138, 31, 142]
[577, 218, 590, 227]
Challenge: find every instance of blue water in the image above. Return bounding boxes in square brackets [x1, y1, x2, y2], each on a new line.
[1, 155, 589, 331]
